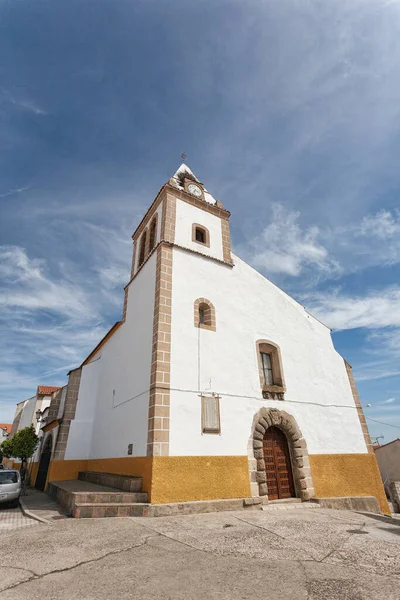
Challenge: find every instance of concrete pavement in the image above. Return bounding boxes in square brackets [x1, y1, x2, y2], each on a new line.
[0, 504, 40, 534]
[0, 508, 399, 599]
[19, 488, 69, 523]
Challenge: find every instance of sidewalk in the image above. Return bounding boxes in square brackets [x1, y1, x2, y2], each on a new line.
[19, 487, 69, 523]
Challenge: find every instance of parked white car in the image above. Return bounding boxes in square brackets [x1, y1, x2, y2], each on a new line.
[0, 470, 21, 507]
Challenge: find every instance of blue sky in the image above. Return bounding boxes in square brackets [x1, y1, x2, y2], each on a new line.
[1, 0, 400, 443]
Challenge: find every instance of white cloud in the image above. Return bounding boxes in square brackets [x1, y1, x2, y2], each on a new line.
[0, 186, 30, 199]
[241, 205, 400, 285]
[381, 398, 396, 404]
[0, 246, 94, 319]
[357, 210, 400, 239]
[1, 89, 47, 115]
[303, 287, 400, 331]
[243, 204, 340, 277]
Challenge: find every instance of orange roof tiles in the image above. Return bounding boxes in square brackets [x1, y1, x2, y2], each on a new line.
[37, 386, 61, 396]
[0, 424, 12, 434]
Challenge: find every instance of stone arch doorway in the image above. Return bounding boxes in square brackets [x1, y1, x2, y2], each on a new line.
[263, 426, 295, 500]
[35, 434, 53, 491]
[248, 408, 315, 502]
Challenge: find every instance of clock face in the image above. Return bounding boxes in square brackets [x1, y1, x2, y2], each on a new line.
[188, 183, 202, 197]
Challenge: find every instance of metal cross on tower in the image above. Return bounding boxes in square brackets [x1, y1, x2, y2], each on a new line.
[181, 152, 187, 162]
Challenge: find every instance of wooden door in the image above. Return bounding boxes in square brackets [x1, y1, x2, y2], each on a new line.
[263, 427, 295, 500]
[35, 435, 53, 491]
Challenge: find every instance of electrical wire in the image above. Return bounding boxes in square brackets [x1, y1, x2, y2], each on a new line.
[365, 417, 400, 430]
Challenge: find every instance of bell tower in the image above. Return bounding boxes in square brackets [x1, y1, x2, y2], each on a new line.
[129, 163, 232, 283]
[124, 163, 232, 456]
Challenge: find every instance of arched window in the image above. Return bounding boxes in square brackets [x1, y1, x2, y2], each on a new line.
[138, 229, 147, 267]
[149, 215, 157, 252]
[256, 340, 285, 398]
[194, 298, 216, 331]
[192, 224, 210, 248]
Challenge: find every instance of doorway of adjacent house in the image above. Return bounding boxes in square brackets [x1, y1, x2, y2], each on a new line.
[263, 426, 295, 500]
[35, 434, 53, 491]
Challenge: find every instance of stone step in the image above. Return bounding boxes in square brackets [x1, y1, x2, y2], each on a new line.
[73, 503, 150, 518]
[71, 491, 148, 504]
[268, 498, 302, 505]
[47, 480, 148, 515]
[262, 502, 321, 512]
[78, 471, 143, 493]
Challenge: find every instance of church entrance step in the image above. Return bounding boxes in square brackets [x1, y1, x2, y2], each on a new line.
[262, 502, 321, 512]
[73, 502, 149, 518]
[267, 498, 302, 505]
[47, 480, 148, 515]
[78, 471, 143, 492]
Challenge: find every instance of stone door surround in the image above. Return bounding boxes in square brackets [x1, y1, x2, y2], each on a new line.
[248, 407, 315, 502]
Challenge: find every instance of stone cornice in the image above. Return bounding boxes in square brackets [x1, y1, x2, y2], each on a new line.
[124, 240, 234, 291]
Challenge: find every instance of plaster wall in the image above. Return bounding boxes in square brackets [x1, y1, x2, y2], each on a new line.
[375, 440, 400, 483]
[65, 252, 157, 460]
[17, 396, 36, 430]
[174, 200, 224, 261]
[169, 249, 367, 457]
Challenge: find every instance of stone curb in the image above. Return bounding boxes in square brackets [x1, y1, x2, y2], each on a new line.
[19, 497, 52, 525]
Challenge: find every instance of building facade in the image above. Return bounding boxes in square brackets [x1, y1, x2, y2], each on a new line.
[375, 439, 400, 512]
[30, 164, 389, 512]
[0, 424, 11, 442]
[7, 386, 61, 470]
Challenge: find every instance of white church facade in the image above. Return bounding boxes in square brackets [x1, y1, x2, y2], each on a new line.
[31, 164, 389, 513]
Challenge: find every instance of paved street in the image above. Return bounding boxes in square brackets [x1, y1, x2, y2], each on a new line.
[0, 503, 40, 534]
[0, 508, 399, 599]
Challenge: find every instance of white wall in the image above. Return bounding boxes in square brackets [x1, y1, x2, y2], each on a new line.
[169, 249, 367, 457]
[65, 252, 157, 460]
[17, 396, 36, 431]
[174, 200, 224, 261]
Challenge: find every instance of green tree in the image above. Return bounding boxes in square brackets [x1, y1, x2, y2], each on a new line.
[1, 426, 39, 487]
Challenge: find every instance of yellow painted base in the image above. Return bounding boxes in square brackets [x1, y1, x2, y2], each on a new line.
[47, 460, 88, 486]
[47, 458, 153, 498]
[309, 453, 390, 515]
[28, 461, 39, 486]
[46, 456, 250, 503]
[87, 457, 153, 499]
[43, 452, 389, 513]
[151, 456, 251, 504]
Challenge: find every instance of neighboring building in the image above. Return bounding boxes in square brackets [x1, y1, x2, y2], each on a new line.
[8, 386, 61, 470]
[0, 424, 11, 443]
[29, 164, 389, 513]
[10, 400, 27, 437]
[375, 439, 400, 512]
[11, 386, 61, 437]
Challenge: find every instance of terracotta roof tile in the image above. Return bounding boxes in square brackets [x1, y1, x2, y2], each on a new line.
[37, 386, 62, 396]
[0, 424, 12, 434]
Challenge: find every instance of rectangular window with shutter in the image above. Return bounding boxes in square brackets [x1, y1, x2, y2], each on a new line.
[201, 395, 221, 434]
